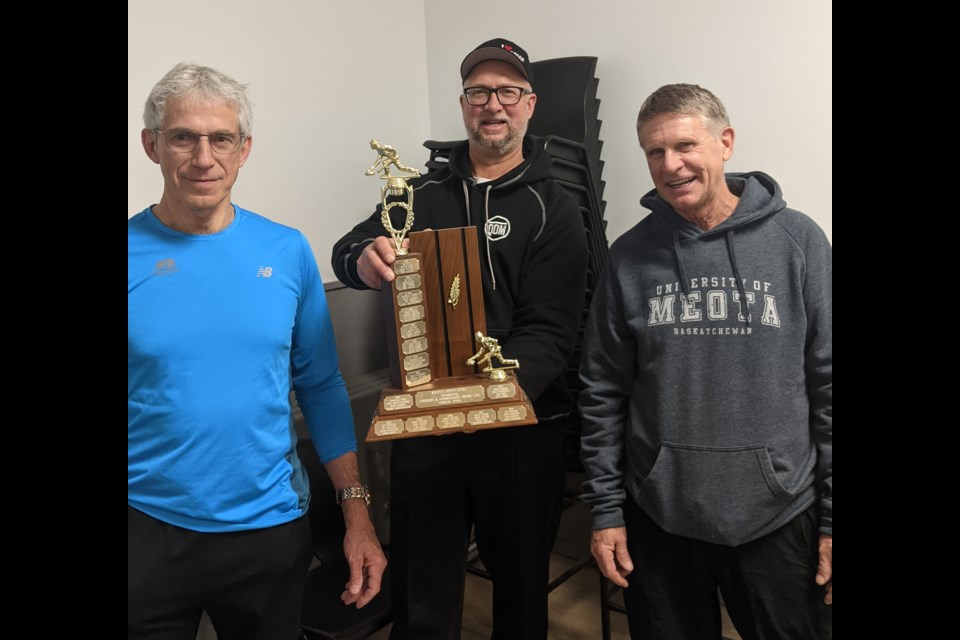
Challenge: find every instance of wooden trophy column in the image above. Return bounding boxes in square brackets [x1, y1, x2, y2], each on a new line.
[367, 226, 537, 442]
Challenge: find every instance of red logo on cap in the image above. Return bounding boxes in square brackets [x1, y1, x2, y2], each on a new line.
[504, 45, 513, 51]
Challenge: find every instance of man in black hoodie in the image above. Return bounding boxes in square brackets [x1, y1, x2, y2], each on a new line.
[332, 38, 588, 640]
[579, 83, 832, 639]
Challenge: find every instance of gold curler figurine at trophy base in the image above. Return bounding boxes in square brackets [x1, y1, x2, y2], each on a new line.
[466, 332, 519, 381]
[363, 140, 537, 442]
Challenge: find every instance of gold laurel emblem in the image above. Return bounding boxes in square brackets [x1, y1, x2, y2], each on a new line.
[447, 274, 461, 309]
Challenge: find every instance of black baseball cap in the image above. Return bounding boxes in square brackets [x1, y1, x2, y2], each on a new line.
[460, 38, 534, 86]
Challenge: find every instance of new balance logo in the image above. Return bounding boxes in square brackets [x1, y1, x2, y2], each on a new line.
[154, 258, 178, 276]
[256, 266, 273, 278]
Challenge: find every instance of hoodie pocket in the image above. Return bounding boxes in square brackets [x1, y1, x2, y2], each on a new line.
[636, 441, 790, 546]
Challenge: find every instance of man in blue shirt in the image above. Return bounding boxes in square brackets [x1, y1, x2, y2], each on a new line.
[128, 62, 386, 639]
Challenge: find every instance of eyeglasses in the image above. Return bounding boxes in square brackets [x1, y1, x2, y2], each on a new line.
[154, 128, 246, 154]
[462, 86, 532, 106]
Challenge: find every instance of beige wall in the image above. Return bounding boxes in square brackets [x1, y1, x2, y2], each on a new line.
[423, 0, 832, 245]
[129, 0, 831, 285]
[128, 0, 432, 283]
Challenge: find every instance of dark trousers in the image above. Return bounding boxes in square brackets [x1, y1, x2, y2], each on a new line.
[128, 506, 313, 640]
[388, 420, 566, 640]
[622, 497, 832, 640]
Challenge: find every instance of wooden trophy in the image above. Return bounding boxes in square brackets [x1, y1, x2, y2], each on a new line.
[363, 140, 537, 442]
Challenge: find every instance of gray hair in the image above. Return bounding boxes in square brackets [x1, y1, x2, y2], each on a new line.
[143, 62, 253, 136]
[636, 83, 729, 138]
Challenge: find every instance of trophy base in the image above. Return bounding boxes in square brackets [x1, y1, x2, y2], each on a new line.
[364, 371, 538, 442]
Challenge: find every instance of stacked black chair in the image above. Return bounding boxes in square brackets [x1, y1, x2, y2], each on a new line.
[528, 56, 606, 202]
[528, 55, 609, 474]
[422, 138, 456, 173]
[538, 133, 608, 470]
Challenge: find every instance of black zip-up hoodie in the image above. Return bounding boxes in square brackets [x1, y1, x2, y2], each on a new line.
[332, 135, 588, 419]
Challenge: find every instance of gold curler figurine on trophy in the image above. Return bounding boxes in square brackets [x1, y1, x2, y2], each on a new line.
[363, 139, 537, 442]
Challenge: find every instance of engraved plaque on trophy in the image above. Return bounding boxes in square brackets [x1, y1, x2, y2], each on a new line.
[364, 140, 537, 442]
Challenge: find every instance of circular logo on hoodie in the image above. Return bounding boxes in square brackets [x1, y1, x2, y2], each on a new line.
[484, 216, 511, 241]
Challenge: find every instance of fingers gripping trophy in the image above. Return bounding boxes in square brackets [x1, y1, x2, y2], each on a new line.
[363, 140, 537, 442]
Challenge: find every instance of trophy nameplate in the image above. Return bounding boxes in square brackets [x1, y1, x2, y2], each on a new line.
[364, 140, 537, 441]
[369, 372, 537, 440]
[382, 254, 431, 390]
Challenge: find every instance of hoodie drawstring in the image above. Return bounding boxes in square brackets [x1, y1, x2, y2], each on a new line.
[483, 184, 496, 290]
[462, 180, 471, 225]
[672, 227, 751, 326]
[461, 180, 497, 290]
[673, 227, 691, 296]
[726, 230, 751, 326]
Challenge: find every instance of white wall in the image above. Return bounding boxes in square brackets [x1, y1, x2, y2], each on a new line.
[423, 0, 832, 245]
[128, 0, 431, 283]
[130, 0, 831, 286]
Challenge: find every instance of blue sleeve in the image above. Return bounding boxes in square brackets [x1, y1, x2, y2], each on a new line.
[291, 233, 357, 463]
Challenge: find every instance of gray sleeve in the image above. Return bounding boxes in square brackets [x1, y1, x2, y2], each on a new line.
[577, 254, 636, 530]
[802, 223, 832, 536]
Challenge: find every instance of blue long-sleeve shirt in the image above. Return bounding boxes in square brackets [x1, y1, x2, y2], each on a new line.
[128, 205, 355, 532]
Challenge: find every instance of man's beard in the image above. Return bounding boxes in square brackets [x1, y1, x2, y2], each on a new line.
[467, 122, 524, 155]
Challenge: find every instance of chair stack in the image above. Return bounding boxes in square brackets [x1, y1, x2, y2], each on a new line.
[528, 55, 606, 210]
[528, 55, 609, 472]
[524, 59, 629, 633]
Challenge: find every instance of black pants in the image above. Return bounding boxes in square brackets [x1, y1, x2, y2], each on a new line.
[127, 506, 313, 640]
[388, 420, 566, 640]
[622, 498, 832, 640]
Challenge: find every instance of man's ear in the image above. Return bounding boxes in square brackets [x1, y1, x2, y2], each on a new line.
[525, 91, 537, 119]
[238, 135, 253, 167]
[141, 129, 161, 165]
[721, 126, 735, 161]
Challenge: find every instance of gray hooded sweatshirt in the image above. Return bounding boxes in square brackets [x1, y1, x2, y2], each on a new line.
[578, 171, 832, 546]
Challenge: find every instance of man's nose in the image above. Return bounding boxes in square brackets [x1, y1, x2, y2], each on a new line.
[663, 149, 684, 172]
[191, 138, 216, 165]
[484, 92, 505, 110]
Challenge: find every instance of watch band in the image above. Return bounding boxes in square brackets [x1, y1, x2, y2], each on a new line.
[336, 485, 371, 506]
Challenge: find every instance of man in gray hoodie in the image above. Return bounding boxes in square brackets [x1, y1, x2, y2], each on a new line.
[578, 84, 832, 639]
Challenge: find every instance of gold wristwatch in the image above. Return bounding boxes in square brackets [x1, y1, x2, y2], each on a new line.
[335, 485, 371, 506]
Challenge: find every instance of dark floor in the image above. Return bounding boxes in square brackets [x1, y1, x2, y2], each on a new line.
[196, 491, 740, 640]
[364, 496, 740, 640]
